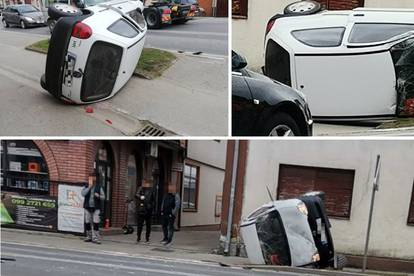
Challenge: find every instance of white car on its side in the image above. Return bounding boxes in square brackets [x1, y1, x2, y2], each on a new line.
[264, 4, 414, 120]
[41, 0, 147, 104]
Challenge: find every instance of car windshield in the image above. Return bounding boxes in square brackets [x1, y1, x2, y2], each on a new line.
[17, 5, 38, 13]
[256, 210, 291, 266]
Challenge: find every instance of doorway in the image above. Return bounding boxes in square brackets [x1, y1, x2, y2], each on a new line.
[95, 143, 113, 227]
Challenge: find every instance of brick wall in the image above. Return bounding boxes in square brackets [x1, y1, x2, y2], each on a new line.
[199, 0, 213, 16]
[316, 0, 364, 10]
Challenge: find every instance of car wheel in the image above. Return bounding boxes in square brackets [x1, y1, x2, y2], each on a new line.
[20, 20, 26, 29]
[48, 3, 82, 20]
[2, 18, 9, 28]
[262, 112, 301, 136]
[284, 0, 322, 15]
[145, 10, 161, 29]
[47, 19, 56, 34]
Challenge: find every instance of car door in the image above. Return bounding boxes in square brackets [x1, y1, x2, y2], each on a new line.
[10, 7, 20, 24]
[295, 24, 414, 119]
[232, 71, 255, 136]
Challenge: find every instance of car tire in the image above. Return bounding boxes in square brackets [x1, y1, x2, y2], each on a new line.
[262, 112, 301, 136]
[284, 0, 322, 15]
[2, 18, 9, 28]
[48, 3, 82, 20]
[20, 20, 26, 29]
[145, 9, 161, 29]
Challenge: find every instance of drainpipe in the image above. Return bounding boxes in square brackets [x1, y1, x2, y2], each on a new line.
[224, 140, 239, 255]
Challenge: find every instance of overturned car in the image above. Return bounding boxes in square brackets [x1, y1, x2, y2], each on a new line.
[41, 0, 147, 104]
[240, 192, 345, 269]
[264, 6, 414, 120]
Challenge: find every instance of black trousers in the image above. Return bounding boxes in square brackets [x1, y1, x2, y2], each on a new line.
[161, 214, 175, 243]
[137, 212, 152, 241]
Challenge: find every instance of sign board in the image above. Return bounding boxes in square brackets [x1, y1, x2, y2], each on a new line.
[58, 185, 84, 233]
[1, 192, 57, 231]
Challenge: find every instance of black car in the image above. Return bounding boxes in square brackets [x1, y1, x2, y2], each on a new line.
[232, 51, 313, 136]
[2, 5, 46, 29]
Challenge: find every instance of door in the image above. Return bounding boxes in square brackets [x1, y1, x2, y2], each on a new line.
[232, 73, 255, 135]
[96, 146, 112, 227]
[216, 0, 228, 17]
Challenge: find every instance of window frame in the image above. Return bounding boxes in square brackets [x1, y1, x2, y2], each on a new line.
[182, 162, 200, 212]
[291, 27, 346, 48]
[1, 140, 50, 194]
[232, 0, 248, 19]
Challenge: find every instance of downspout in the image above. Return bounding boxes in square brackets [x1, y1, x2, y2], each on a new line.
[224, 140, 239, 255]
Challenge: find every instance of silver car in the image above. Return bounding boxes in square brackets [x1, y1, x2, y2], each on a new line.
[2, 4, 46, 29]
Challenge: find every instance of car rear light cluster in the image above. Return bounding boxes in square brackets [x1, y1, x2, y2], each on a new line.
[266, 19, 276, 36]
[71, 22, 92, 39]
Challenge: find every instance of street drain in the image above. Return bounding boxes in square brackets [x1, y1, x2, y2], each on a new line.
[136, 124, 167, 136]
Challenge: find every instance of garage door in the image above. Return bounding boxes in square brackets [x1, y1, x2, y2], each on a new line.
[277, 164, 355, 219]
[316, 0, 364, 10]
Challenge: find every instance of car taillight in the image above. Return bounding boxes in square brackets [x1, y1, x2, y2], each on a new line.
[71, 22, 92, 39]
[266, 19, 276, 36]
[163, 8, 171, 14]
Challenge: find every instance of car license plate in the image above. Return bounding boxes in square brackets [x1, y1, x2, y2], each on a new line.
[63, 54, 76, 87]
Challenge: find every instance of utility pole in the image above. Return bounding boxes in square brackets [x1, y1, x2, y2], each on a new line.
[362, 154, 381, 272]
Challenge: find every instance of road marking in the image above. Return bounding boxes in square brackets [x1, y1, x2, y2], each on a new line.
[3, 252, 231, 276]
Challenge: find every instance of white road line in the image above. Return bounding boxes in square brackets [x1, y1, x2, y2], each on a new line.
[4, 252, 213, 276]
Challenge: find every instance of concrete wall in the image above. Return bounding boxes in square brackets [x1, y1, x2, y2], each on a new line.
[240, 140, 414, 260]
[180, 140, 226, 227]
[232, 0, 414, 71]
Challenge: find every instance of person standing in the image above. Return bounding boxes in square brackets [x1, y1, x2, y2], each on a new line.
[135, 180, 155, 243]
[82, 173, 105, 244]
[160, 184, 180, 247]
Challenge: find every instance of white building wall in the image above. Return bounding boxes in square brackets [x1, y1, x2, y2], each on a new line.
[181, 140, 226, 227]
[233, 0, 414, 71]
[241, 140, 414, 259]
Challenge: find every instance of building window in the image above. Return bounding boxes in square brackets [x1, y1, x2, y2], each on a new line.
[232, 0, 247, 19]
[183, 164, 199, 211]
[408, 182, 414, 226]
[1, 141, 49, 194]
[277, 164, 355, 219]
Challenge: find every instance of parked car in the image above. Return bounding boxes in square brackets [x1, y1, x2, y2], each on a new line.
[232, 51, 313, 136]
[142, 0, 196, 29]
[1, 4, 46, 29]
[40, 0, 147, 104]
[264, 4, 414, 120]
[240, 192, 346, 269]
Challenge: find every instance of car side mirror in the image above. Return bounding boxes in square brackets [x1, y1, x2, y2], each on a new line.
[232, 51, 248, 71]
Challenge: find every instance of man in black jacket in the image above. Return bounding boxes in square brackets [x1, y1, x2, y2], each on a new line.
[135, 180, 155, 243]
[81, 173, 105, 244]
[160, 184, 180, 247]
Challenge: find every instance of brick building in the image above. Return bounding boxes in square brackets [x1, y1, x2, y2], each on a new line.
[1, 140, 185, 229]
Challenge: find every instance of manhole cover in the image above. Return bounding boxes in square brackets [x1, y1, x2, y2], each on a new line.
[136, 124, 167, 136]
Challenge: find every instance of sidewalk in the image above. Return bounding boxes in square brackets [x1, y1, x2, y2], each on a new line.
[1, 227, 412, 276]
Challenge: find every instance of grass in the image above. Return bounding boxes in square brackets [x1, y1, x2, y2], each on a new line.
[25, 39, 176, 79]
[377, 118, 414, 129]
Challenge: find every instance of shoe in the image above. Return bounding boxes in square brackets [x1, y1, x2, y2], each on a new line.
[92, 239, 101, 244]
[136, 238, 141, 243]
[144, 240, 150, 244]
[165, 241, 172, 247]
[84, 238, 92, 242]
[160, 239, 167, 244]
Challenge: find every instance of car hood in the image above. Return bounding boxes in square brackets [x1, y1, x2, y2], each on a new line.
[22, 11, 44, 18]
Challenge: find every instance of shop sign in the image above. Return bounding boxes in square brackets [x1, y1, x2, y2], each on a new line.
[0, 192, 57, 231]
[58, 185, 84, 233]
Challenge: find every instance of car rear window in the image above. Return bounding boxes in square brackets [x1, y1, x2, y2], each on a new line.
[291, 27, 345, 47]
[349, 23, 414, 44]
[107, 19, 139, 38]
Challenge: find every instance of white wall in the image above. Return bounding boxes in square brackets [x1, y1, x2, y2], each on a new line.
[241, 140, 414, 260]
[181, 140, 226, 227]
[232, 0, 414, 71]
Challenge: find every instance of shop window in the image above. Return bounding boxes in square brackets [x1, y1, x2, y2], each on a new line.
[232, 0, 247, 19]
[1, 141, 49, 194]
[277, 164, 355, 219]
[183, 164, 199, 211]
[408, 182, 414, 226]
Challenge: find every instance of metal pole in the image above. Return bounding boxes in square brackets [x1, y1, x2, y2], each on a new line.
[224, 141, 239, 255]
[362, 154, 381, 272]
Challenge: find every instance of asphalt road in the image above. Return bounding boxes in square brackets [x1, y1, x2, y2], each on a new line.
[1, 242, 295, 276]
[0, 16, 228, 56]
